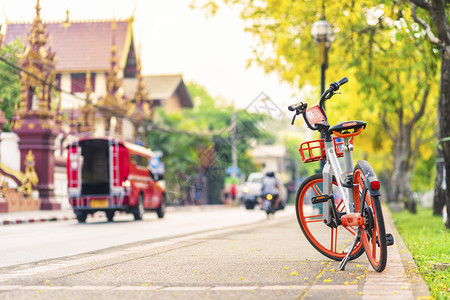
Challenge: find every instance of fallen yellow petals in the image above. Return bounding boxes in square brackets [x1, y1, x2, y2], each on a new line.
[323, 279, 332, 283]
[290, 272, 298, 276]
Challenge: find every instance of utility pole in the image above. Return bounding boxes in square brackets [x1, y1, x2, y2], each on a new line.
[231, 111, 237, 178]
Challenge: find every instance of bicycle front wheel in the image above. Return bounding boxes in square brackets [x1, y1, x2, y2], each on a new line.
[295, 173, 364, 261]
[354, 163, 387, 272]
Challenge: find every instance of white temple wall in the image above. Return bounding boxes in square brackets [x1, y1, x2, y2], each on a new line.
[0, 132, 20, 188]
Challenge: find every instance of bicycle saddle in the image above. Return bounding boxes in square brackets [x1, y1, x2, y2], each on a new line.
[329, 121, 366, 137]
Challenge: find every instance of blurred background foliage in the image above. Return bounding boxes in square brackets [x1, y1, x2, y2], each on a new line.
[0, 39, 22, 132]
[146, 82, 268, 203]
[192, 0, 441, 203]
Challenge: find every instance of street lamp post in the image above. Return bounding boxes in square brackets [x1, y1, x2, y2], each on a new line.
[311, 13, 334, 170]
[311, 16, 334, 98]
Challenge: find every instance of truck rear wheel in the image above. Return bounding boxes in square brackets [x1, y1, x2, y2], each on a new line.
[106, 210, 115, 222]
[156, 194, 166, 219]
[75, 210, 87, 223]
[132, 194, 144, 221]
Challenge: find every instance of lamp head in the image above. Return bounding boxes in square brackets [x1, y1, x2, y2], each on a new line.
[311, 19, 334, 47]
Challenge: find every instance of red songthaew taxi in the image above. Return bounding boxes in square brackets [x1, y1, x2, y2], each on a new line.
[67, 137, 166, 223]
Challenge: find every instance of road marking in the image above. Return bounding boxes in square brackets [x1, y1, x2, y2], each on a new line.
[113, 285, 163, 291]
[0, 284, 359, 292]
[0, 285, 21, 290]
[162, 286, 210, 291]
[260, 285, 306, 290]
[67, 286, 113, 290]
[210, 286, 258, 291]
[311, 285, 357, 290]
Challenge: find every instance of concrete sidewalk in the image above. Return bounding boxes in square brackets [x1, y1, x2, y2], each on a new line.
[0, 204, 431, 299]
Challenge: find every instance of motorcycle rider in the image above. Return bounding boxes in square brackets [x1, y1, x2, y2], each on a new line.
[261, 171, 280, 212]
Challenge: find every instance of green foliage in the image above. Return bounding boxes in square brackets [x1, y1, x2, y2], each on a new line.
[146, 82, 265, 203]
[0, 39, 23, 131]
[392, 207, 449, 299]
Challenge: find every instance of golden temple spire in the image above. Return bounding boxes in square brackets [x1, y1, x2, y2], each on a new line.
[85, 71, 92, 95]
[106, 19, 120, 95]
[13, 0, 56, 129]
[62, 9, 71, 29]
[134, 54, 147, 104]
[28, 0, 47, 50]
[126, 53, 151, 126]
[79, 71, 95, 135]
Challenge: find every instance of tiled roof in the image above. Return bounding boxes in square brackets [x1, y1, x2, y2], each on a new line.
[4, 20, 131, 72]
[123, 75, 193, 108]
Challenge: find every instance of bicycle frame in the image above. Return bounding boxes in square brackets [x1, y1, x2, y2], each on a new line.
[321, 136, 355, 225]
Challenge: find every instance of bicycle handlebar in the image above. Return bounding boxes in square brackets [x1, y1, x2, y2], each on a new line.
[288, 102, 304, 112]
[288, 77, 349, 129]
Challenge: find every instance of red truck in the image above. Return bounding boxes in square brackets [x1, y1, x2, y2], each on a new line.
[67, 137, 166, 223]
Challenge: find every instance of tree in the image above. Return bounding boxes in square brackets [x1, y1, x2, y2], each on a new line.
[407, 0, 450, 227]
[197, 0, 439, 211]
[146, 82, 265, 204]
[0, 39, 23, 131]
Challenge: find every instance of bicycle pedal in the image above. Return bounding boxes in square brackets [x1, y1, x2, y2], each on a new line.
[311, 194, 333, 204]
[386, 233, 394, 246]
[375, 233, 395, 247]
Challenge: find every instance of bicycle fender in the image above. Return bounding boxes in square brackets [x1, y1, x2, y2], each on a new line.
[356, 160, 381, 197]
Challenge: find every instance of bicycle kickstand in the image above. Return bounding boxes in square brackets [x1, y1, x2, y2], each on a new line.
[339, 228, 361, 271]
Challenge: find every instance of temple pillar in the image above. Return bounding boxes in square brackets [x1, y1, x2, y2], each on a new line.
[15, 121, 59, 210]
[11, 0, 60, 210]
[0, 110, 8, 212]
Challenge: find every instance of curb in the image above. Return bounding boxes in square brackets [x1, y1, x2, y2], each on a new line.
[361, 205, 431, 299]
[0, 214, 75, 226]
[0, 205, 234, 226]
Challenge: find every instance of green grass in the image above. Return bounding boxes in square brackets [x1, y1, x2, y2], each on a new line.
[391, 206, 449, 300]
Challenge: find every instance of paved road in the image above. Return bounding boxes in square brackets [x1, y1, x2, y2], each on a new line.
[0, 205, 430, 299]
[0, 206, 293, 267]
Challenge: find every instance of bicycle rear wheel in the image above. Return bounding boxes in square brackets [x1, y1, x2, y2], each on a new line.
[295, 174, 364, 261]
[354, 163, 387, 272]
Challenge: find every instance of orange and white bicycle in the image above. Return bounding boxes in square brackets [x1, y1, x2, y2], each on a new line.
[288, 77, 394, 272]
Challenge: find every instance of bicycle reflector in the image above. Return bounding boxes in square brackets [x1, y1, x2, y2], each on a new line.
[370, 179, 380, 190]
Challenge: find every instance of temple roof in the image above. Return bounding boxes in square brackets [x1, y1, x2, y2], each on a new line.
[4, 19, 133, 72]
[123, 75, 193, 108]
